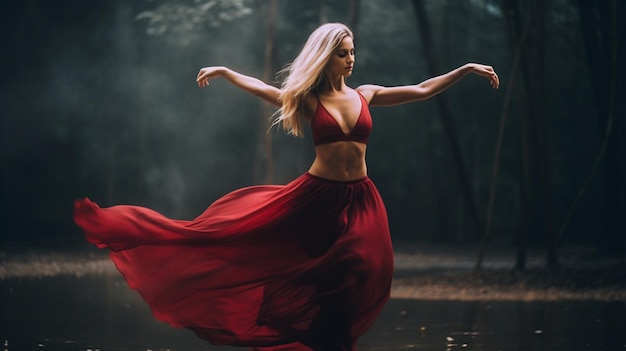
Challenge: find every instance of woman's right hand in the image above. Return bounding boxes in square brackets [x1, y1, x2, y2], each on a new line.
[195, 66, 281, 106]
[196, 66, 225, 88]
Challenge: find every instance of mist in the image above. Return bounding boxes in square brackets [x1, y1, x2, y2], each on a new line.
[1, 0, 623, 257]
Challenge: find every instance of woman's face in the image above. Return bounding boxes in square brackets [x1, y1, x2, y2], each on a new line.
[325, 36, 355, 78]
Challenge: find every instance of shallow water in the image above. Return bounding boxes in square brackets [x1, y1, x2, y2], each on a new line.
[1, 276, 624, 351]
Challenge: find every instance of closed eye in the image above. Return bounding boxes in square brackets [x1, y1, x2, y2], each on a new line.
[338, 49, 355, 58]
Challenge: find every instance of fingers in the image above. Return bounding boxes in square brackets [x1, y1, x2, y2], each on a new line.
[196, 67, 210, 81]
[196, 78, 209, 88]
[196, 69, 210, 88]
[491, 71, 499, 89]
[481, 65, 499, 89]
[492, 70, 499, 89]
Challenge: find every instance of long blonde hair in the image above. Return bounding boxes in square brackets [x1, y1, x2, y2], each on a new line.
[273, 23, 354, 137]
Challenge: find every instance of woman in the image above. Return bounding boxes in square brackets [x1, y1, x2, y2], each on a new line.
[74, 23, 498, 351]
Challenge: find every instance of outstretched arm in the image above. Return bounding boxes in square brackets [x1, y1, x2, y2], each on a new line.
[196, 66, 281, 107]
[358, 63, 499, 106]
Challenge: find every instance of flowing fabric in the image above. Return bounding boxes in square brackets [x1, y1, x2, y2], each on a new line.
[74, 172, 393, 351]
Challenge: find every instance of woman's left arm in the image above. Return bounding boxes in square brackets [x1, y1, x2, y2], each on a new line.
[359, 63, 499, 106]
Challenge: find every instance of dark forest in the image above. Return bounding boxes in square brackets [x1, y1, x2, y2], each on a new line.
[1, 0, 624, 269]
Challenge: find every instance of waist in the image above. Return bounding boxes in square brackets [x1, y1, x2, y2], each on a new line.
[308, 141, 367, 181]
[308, 159, 367, 181]
[305, 172, 369, 184]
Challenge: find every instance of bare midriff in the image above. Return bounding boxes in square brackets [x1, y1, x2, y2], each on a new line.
[308, 141, 367, 181]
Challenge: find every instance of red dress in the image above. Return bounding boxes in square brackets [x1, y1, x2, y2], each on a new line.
[73, 92, 393, 351]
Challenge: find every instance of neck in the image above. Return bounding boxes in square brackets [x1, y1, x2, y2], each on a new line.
[319, 74, 346, 93]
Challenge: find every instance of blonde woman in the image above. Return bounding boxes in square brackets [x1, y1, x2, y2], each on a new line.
[75, 23, 498, 350]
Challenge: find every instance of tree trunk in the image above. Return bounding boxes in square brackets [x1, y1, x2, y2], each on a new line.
[500, 0, 533, 271]
[319, 0, 329, 24]
[348, 0, 361, 36]
[254, 0, 277, 184]
[504, 0, 558, 267]
[475, 5, 530, 271]
[576, 0, 625, 255]
[411, 0, 484, 241]
[515, 88, 532, 270]
[530, 0, 557, 267]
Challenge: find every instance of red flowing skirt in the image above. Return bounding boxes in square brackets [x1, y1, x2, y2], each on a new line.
[73, 172, 393, 351]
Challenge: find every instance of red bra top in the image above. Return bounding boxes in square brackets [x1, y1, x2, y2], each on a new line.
[311, 91, 373, 146]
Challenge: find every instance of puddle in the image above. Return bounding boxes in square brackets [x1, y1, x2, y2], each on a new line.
[1, 276, 625, 350]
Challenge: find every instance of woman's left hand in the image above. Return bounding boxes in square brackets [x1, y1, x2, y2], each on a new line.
[467, 63, 499, 89]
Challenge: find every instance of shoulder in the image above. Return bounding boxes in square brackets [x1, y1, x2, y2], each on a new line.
[356, 84, 385, 104]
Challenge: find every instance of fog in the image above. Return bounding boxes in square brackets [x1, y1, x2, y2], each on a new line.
[1, 0, 622, 257]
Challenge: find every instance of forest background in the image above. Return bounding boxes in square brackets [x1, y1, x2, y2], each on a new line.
[0, 0, 623, 269]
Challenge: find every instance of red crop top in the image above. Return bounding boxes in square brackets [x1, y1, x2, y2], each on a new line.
[311, 91, 372, 146]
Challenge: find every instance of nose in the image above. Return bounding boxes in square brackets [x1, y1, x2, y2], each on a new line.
[347, 53, 354, 64]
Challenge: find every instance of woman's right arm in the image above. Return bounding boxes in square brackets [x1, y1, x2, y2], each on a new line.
[196, 66, 281, 107]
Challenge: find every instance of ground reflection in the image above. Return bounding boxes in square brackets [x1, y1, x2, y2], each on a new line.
[364, 299, 625, 351]
[1, 276, 624, 350]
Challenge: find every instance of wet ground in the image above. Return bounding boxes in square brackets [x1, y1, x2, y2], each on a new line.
[1, 248, 625, 350]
